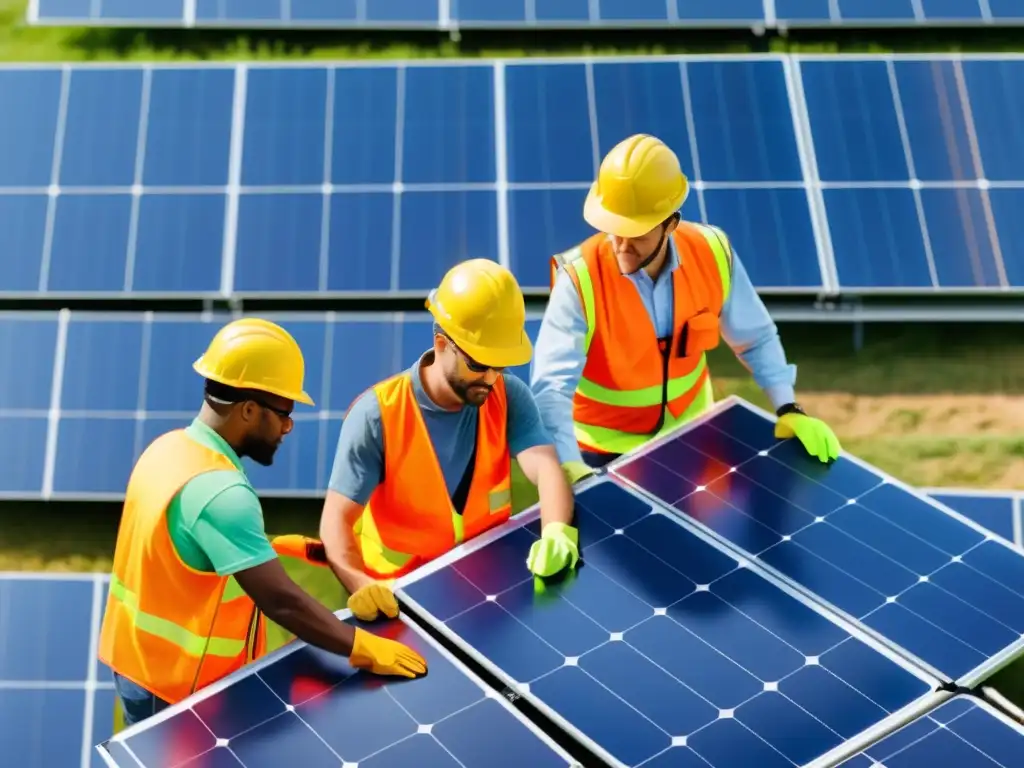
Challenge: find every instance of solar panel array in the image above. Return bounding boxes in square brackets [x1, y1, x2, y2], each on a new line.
[927, 489, 1023, 550]
[2, 55, 1023, 303]
[0, 310, 541, 500]
[0, 574, 114, 768]
[81, 398, 1024, 767]
[4, 481, 1017, 767]
[27, 0, 1024, 30]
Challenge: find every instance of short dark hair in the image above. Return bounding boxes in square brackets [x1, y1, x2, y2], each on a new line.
[203, 378, 269, 407]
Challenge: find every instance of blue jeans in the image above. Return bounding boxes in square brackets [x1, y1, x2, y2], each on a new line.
[113, 672, 171, 727]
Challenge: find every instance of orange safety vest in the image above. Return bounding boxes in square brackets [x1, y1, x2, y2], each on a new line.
[97, 430, 268, 705]
[550, 222, 733, 456]
[354, 371, 513, 580]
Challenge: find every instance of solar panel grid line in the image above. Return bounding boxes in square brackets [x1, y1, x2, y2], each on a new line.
[221, 64, 245, 298]
[779, 54, 839, 295]
[494, 61, 511, 270]
[316, 68, 336, 292]
[389, 65, 406, 293]
[40, 308, 69, 501]
[96, 605, 582, 768]
[122, 67, 153, 293]
[608, 396, 1024, 688]
[397, 476, 949, 768]
[37, 64, 71, 294]
[79, 574, 105, 768]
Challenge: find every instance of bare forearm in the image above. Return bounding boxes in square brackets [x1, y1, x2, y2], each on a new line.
[261, 589, 356, 657]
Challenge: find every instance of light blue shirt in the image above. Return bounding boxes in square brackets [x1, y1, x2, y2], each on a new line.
[530, 235, 797, 466]
[329, 351, 552, 506]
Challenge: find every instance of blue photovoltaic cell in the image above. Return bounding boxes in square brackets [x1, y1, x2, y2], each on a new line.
[839, 695, 1024, 767]
[0, 575, 130, 768]
[928, 493, 1019, 546]
[96, 614, 575, 767]
[611, 398, 1024, 684]
[802, 56, 1024, 289]
[0, 311, 545, 498]
[401, 478, 935, 768]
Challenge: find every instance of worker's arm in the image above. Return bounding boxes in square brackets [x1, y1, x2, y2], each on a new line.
[317, 392, 404, 623]
[529, 267, 589, 467]
[718, 243, 840, 462]
[506, 377, 580, 577]
[718, 246, 798, 410]
[189, 484, 424, 677]
[506, 376, 575, 529]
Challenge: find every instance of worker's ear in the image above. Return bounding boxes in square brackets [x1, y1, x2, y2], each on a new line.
[238, 400, 261, 423]
[665, 213, 681, 235]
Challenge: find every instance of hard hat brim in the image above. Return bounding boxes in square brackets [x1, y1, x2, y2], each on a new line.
[457, 335, 533, 370]
[193, 360, 316, 407]
[583, 183, 687, 239]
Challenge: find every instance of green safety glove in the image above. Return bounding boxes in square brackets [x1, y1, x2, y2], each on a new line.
[774, 407, 841, 464]
[526, 522, 580, 577]
[562, 460, 594, 486]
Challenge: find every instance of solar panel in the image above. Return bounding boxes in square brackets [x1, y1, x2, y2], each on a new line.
[398, 476, 943, 767]
[797, 55, 1024, 292]
[95, 611, 579, 767]
[926, 490, 1022, 549]
[28, 0, 1020, 28]
[610, 396, 1024, 687]
[0, 573, 114, 768]
[838, 694, 1024, 767]
[0, 310, 542, 500]
[0, 57, 827, 299]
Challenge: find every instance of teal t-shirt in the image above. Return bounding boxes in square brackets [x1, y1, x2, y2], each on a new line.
[164, 419, 278, 576]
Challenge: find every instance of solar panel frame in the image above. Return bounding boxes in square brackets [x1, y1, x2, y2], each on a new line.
[836, 694, 1024, 767]
[608, 394, 1024, 688]
[0, 571, 112, 768]
[395, 473, 950, 768]
[93, 606, 581, 767]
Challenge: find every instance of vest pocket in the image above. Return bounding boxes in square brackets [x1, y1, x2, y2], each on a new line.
[682, 311, 721, 357]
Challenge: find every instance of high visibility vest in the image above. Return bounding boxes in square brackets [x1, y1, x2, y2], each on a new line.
[353, 372, 513, 579]
[550, 222, 733, 456]
[97, 430, 268, 705]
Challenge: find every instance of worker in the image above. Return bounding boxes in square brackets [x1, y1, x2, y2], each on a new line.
[530, 133, 841, 472]
[98, 318, 427, 730]
[308, 259, 579, 623]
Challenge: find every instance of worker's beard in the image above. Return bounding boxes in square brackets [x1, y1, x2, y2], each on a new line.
[239, 433, 281, 466]
[447, 372, 492, 408]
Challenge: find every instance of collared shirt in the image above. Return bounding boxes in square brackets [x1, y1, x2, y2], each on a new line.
[529, 237, 797, 465]
[328, 351, 553, 506]
[164, 418, 277, 576]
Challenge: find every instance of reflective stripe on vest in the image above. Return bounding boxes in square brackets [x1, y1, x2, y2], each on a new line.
[97, 429, 265, 705]
[107, 573, 246, 658]
[562, 223, 733, 454]
[354, 371, 513, 580]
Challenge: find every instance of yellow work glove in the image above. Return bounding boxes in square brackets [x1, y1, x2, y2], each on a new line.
[347, 580, 399, 622]
[775, 411, 841, 463]
[527, 522, 580, 578]
[562, 460, 594, 486]
[348, 627, 427, 679]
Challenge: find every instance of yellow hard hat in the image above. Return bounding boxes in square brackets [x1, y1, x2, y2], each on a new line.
[425, 259, 533, 369]
[193, 318, 315, 406]
[584, 134, 689, 239]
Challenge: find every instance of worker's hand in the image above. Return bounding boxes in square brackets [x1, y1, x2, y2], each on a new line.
[348, 627, 427, 679]
[527, 522, 580, 578]
[775, 412, 841, 463]
[347, 579, 399, 622]
[561, 460, 594, 486]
